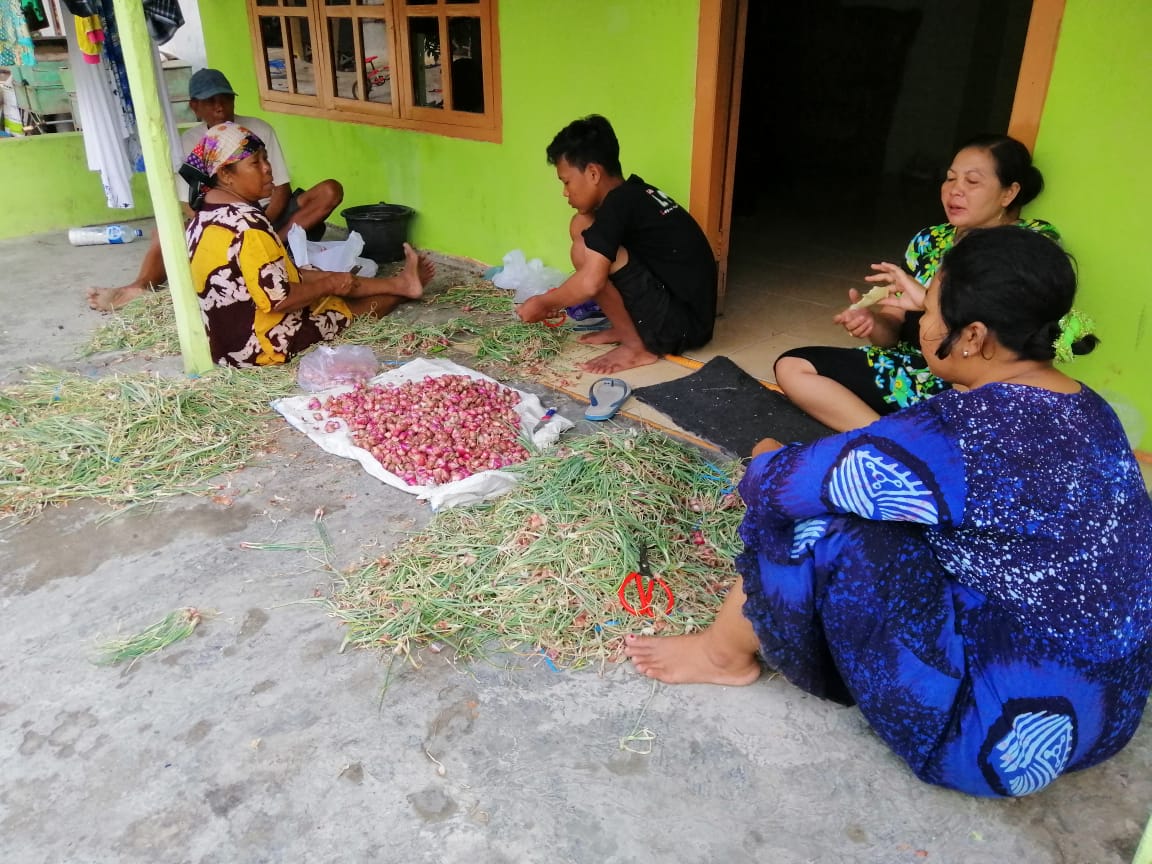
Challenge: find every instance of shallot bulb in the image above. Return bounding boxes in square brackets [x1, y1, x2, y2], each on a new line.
[321, 375, 527, 486]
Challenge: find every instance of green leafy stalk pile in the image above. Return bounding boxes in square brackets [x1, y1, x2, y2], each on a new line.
[328, 430, 745, 670]
[0, 367, 295, 521]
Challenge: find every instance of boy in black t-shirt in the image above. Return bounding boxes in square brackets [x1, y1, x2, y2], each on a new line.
[517, 115, 718, 374]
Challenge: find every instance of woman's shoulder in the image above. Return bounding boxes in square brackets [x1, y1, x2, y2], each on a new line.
[938, 382, 1128, 444]
[196, 201, 276, 233]
[1016, 217, 1061, 242]
[908, 222, 955, 242]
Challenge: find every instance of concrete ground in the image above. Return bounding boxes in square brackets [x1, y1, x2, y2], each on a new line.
[1, 225, 1150, 864]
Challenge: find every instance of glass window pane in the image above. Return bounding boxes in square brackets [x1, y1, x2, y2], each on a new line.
[446, 0, 480, 4]
[448, 17, 483, 112]
[328, 18, 357, 98]
[256, 0, 278, 7]
[325, 0, 351, 6]
[361, 19, 392, 104]
[284, 0, 307, 6]
[260, 16, 288, 93]
[288, 17, 317, 95]
[408, 17, 443, 109]
[357, 0, 387, 5]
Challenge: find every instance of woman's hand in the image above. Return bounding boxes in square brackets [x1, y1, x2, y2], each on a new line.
[833, 291, 878, 340]
[867, 262, 925, 312]
[751, 437, 785, 457]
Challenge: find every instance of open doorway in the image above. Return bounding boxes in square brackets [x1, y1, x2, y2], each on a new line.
[727, 0, 1034, 299]
[686, 0, 1062, 381]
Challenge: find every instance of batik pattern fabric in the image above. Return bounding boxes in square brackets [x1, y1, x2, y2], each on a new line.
[0, 0, 34, 66]
[861, 218, 1062, 410]
[736, 382, 1152, 796]
[187, 202, 352, 367]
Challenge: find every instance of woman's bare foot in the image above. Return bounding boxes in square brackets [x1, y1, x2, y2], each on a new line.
[86, 281, 152, 312]
[417, 251, 436, 287]
[387, 242, 432, 300]
[581, 344, 660, 374]
[624, 632, 761, 686]
[578, 327, 621, 346]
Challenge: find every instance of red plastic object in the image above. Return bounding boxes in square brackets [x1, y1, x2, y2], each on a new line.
[617, 571, 675, 617]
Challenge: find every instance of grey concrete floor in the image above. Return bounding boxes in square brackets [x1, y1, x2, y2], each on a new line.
[1, 225, 1150, 863]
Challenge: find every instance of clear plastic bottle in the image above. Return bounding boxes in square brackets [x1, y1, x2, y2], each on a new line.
[67, 225, 146, 246]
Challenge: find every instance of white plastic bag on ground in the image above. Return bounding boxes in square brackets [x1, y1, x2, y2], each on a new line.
[286, 225, 379, 276]
[492, 249, 567, 304]
[272, 358, 574, 510]
[296, 345, 379, 392]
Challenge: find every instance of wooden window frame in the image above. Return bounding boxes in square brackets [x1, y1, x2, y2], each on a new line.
[245, 0, 502, 143]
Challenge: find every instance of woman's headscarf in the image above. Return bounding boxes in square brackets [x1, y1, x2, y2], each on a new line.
[178, 121, 266, 210]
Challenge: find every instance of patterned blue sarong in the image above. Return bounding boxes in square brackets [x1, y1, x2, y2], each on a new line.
[737, 383, 1152, 796]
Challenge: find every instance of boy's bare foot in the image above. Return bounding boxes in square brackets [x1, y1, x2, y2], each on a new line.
[577, 327, 622, 346]
[86, 281, 151, 312]
[581, 344, 660, 374]
[624, 632, 761, 686]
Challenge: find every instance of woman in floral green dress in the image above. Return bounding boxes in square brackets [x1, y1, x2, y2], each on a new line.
[775, 134, 1059, 432]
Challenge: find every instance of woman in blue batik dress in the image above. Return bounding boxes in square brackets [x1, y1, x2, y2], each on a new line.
[626, 226, 1152, 797]
[775, 134, 1060, 433]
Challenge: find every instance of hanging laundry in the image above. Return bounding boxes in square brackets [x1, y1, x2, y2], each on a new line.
[66, 5, 184, 210]
[0, 0, 35, 66]
[20, 0, 48, 32]
[143, 0, 183, 45]
[60, 0, 97, 16]
[67, 15, 135, 208]
[75, 14, 103, 63]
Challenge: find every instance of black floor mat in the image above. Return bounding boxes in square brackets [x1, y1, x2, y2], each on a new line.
[633, 356, 834, 457]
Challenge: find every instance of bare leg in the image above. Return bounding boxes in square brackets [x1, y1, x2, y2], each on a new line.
[86, 232, 167, 311]
[774, 356, 881, 432]
[624, 576, 762, 686]
[565, 213, 660, 374]
[276, 179, 344, 240]
[344, 243, 434, 313]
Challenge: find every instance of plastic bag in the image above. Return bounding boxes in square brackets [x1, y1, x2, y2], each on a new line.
[565, 299, 603, 320]
[491, 249, 567, 304]
[285, 225, 379, 277]
[297, 345, 380, 392]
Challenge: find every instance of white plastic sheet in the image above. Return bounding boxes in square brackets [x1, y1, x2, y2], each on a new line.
[272, 358, 573, 510]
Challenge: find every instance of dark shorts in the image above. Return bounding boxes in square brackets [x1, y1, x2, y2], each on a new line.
[272, 188, 327, 241]
[776, 344, 950, 416]
[776, 345, 895, 416]
[611, 260, 712, 355]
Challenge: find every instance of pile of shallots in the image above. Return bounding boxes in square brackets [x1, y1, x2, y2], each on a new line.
[309, 374, 528, 486]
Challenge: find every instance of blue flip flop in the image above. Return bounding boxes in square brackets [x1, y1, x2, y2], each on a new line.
[585, 377, 632, 421]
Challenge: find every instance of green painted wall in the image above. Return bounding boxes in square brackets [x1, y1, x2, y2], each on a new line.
[8, 0, 1149, 451]
[0, 133, 153, 239]
[1032, 0, 1152, 450]
[197, 0, 701, 271]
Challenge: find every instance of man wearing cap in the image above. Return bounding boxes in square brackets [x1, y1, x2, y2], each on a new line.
[87, 68, 343, 311]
